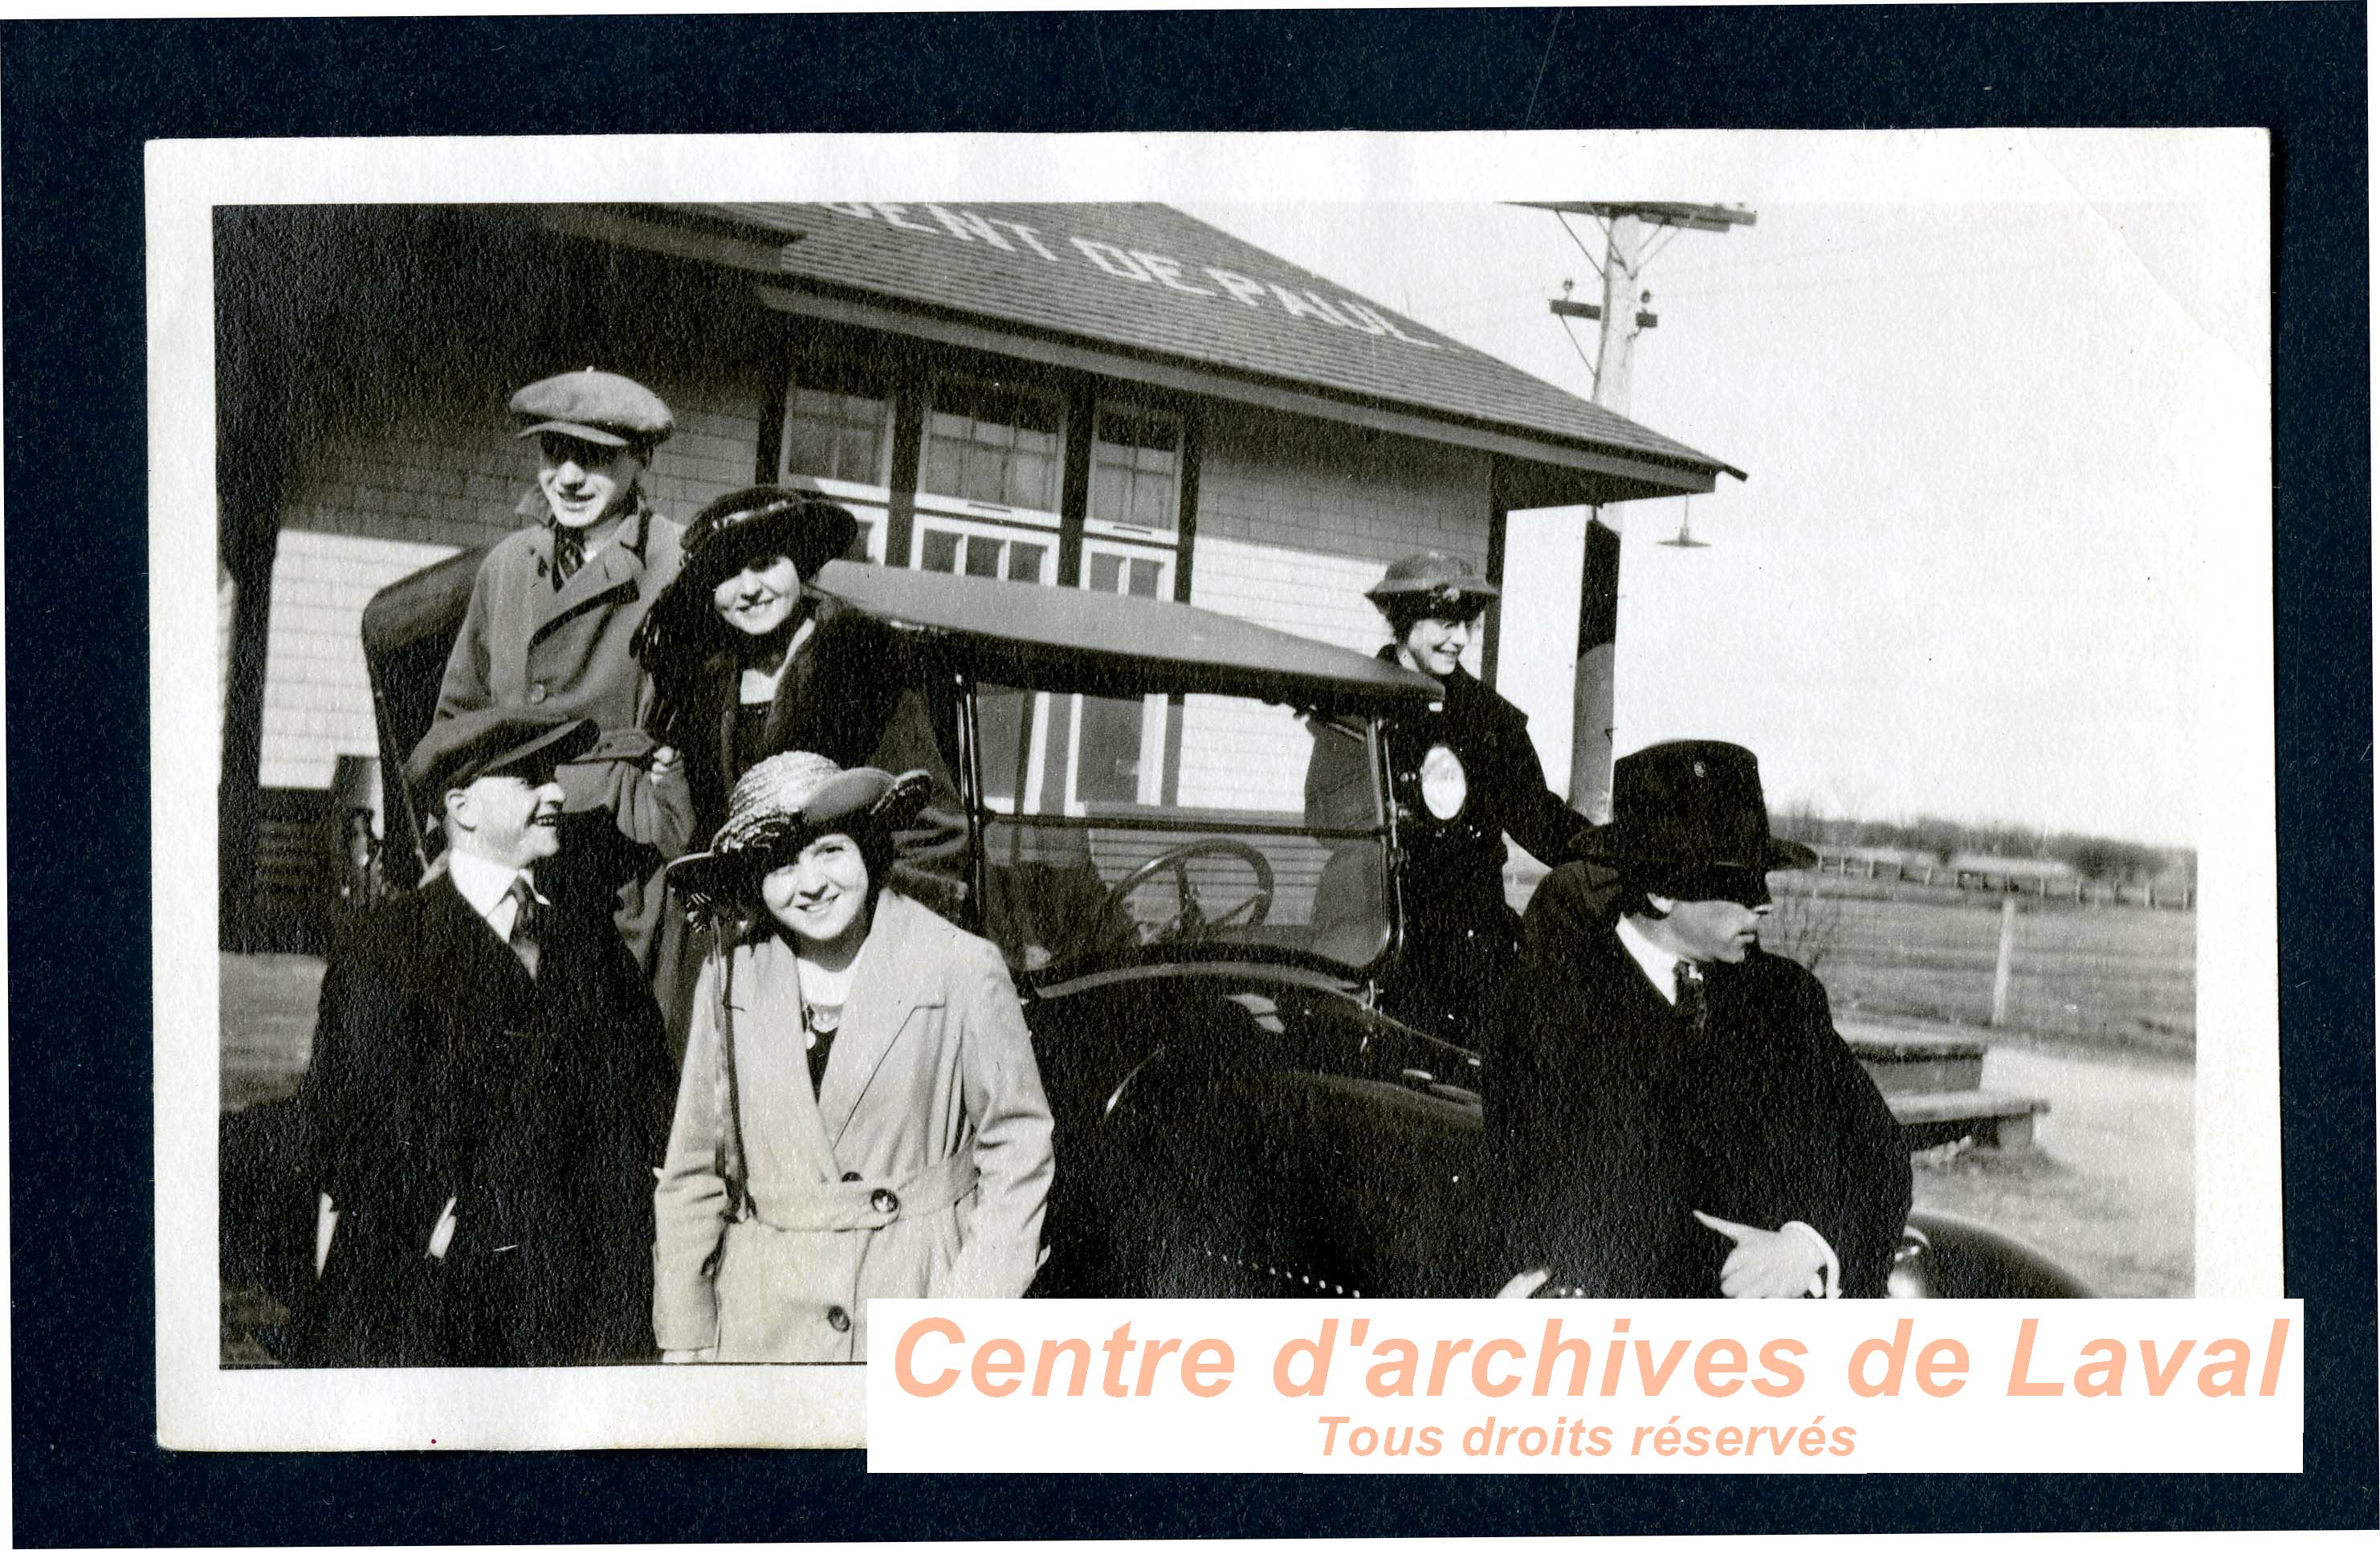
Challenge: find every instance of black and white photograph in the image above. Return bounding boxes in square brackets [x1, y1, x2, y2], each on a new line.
[156, 131, 2273, 1450]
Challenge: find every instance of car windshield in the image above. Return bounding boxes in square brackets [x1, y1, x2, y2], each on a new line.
[968, 682, 1392, 979]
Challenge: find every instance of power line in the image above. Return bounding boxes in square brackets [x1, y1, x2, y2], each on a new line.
[1650, 206, 2097, 284]
[1555, 212, 1606, 281]
[1654, 253, 2099, 302]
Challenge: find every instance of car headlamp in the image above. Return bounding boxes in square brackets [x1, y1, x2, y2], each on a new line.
[1418, 743, 1468, 821]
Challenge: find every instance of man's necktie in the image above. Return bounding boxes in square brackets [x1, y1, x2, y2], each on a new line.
[1673, 961, 1709, 1034]
[549, 523, 585, 591]
[507, 875, 544, 978]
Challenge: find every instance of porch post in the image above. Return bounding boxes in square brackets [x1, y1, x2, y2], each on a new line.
[1566, 508, 1623, 822]
[215, 210, 296, 951]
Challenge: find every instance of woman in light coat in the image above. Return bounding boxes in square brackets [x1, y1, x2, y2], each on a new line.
[653, 752, 1053, 1363]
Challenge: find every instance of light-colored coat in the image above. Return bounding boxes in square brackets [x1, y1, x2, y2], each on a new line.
[435, 503, 694, 965]
[436, 501, 686, 736]
[653, 891, 1055, 1362]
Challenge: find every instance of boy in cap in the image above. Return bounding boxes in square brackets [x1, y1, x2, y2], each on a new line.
[290, 708, 678, 1365]
[1484, 741, 1909, 1299]
[434, 368, 695, 973]
[1309, 550, 1593, 1041]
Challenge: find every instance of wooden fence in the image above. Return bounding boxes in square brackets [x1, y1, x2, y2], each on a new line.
[1805, 850, 2194, 911]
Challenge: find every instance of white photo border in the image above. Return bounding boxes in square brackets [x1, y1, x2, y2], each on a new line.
[153, 128, 2276, 1451]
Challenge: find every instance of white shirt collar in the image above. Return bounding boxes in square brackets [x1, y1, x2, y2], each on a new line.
[447, 849, 542, 940]
[1615, 913, 1686, 1005]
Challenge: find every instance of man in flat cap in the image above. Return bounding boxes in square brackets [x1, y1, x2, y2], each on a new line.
[290, 709, 678, 1365]
[1307, 550, 1593, 1042]
[1484, 741, 1909, 1299]
[434, 368, 695, 973]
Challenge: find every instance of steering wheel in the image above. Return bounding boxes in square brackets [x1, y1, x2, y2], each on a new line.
[1106, 838, 1275, 944]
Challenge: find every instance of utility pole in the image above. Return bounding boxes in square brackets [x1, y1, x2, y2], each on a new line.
[1517, 201, 1754, 819]
[1593, 212, 1648, 417]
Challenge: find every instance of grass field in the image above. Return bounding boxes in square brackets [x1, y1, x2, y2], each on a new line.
[1764, 885, 2195, 1055]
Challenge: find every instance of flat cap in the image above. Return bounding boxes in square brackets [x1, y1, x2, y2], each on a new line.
[510, 369, 674, 449]
[406, 708, 597, 802]
[1365, 549, 1501, 606]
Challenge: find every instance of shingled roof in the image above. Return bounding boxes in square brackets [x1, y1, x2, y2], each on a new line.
[689, 202, 1737, 481]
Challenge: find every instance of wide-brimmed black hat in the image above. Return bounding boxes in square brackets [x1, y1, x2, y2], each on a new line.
[679, 486, 860, 593]
[664, 752, 934, 912]
[1575, 740, 1816, 892]
[405, 709, 597, 802]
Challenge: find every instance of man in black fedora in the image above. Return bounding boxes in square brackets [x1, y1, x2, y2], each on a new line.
[290, 708, 678, 1365]
[1484, 740, 1909, 1299]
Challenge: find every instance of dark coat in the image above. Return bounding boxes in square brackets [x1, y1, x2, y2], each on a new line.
[290, 871, 679, 1365]
[662, 593, 970, 903]
[669, 598, 964, 860]
[1311, 655, 1593, 1039]
[646, 593, 976, 1063]
[434, 503, 696, 970]
[1383, 655, 1594, 897]
[1484, 862, 1910, 1298]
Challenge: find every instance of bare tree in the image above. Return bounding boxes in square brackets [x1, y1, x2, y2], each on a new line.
[1763, 870, 1845, 973]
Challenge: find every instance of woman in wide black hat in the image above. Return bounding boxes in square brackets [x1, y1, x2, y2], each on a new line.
[652, 752, 1053, 1363]
[635, 487, 872, 833]
[635, 487, 968, 1051]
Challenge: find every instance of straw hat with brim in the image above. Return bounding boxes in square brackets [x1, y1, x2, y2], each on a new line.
[666, 752, 935, 912]
[405, 709, 597, 803]
[678, 486, 861, 593]
[1364, 549, 1502, 610]
[1573, 740, 1816, 898]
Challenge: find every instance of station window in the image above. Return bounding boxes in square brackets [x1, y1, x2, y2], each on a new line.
[1070, 536, 1180, 807]
[1088, 404, 1183, 540]
[919, 375, 1066, 520]
[912, 512, 1058, 586]
[1083, 542, 1172, 600]
[781, 358, 895, 487]
[778, 357, 895, 562]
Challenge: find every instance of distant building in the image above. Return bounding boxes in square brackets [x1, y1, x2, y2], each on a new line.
[216, 202, 1738, 948]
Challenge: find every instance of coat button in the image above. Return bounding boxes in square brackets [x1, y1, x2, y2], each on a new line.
[841, 1172, 862, 1183]
[870, 1188, 899, 1214]
[527, 682, 548, 704]
[826, 1305, 851, 1333]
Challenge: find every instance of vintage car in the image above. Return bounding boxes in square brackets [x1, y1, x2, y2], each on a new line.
[355, 549, 2091, 1301]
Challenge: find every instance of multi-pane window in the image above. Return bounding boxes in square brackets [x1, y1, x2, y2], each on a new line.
[1072, 539, 1179, 806]
[1088, 405, 1182, 536]
[780, 360, 894, 488]
[1085, 545, 1169, 600]
[919, 377, 1066, 516]
[779, 358, 895, 563]
[913, 515, 1058, 586]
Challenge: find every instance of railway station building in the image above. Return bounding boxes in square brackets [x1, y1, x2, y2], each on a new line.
[216, 202, 1738, 948]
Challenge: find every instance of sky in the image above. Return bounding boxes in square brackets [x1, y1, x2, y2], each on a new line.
[1184, 186, 2264, 848]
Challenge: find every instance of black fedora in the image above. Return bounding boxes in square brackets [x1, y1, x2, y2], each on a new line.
[1576, 740, 1816, 896]
[405, 709, 597, 804]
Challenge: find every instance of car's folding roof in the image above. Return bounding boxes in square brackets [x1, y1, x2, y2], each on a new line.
[812, 561, 1440, 711]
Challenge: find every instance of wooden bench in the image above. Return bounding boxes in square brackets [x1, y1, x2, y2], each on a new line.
[1844, 1029, 1987, 1095]
[1888, 1089, 2050, 1152]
